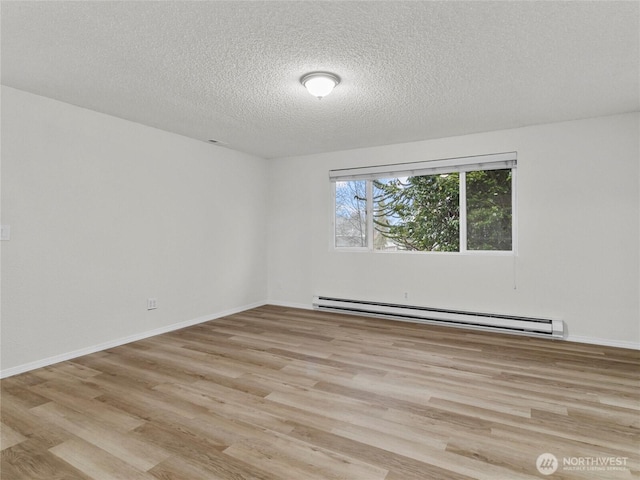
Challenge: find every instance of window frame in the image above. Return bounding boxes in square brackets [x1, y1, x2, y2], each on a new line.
[331, 152, 517, 255]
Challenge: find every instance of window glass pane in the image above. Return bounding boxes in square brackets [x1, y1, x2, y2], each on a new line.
[373, 178, 403, 250]
[466, 169, 512, 250]
[373, 173, 460, 252]
[335, 180, 367, 247]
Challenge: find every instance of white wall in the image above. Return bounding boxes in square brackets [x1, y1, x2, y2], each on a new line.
[1, 86, 269, 374]
[268, 113, 640, 348]
[2, 88, 638, 377]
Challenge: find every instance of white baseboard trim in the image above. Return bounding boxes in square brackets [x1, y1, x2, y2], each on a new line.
[565, 335, 640, 351]
[267, 300, 314, 310]
[4, 302, 635, 379]
[0, 300, 267, 379]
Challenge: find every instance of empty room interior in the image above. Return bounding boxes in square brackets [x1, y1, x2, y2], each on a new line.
[1, 1, 639, 479]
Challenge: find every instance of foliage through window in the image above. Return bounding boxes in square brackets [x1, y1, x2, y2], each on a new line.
[332, 153, 516, 253]
[466, 169, 512, 251]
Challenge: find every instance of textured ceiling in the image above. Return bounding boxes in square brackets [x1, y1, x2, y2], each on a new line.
[2, 1, 638, 159]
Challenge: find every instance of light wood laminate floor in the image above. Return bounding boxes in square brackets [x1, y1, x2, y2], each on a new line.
[1, 305, 639, 479]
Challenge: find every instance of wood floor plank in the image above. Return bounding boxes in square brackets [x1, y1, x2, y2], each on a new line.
[223, 432, 389, 480]
[289, 423, 468, 480]
[30, 402, 171, 472]
[327, 423, 542, 480]
[29, 382, 146, 432]
[0, 422, 27, 450]
[1, 305, 638, 479]
[148, 455, 251, 480]
[49, 438, 156, 480]
[1, 390, 68, 439]
[2, 439, 92, 480]
[135, 423, 278, 480]
[1, 380, 52, 410]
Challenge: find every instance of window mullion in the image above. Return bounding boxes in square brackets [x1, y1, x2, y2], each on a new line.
[512, 168, 518, 255]
[366, 180, 374, 250]
[460, 171, 467, 252]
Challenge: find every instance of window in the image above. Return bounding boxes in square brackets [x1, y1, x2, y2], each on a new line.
[335, 180, 367, 247]
[331, 152, 516, 253]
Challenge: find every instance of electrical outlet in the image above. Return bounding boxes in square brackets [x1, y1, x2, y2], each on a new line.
[147, 298, 158, 310]
[404, 292, 409, 300]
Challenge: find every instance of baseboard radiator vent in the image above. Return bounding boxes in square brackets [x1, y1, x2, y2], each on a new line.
[313, 296, 565, 339]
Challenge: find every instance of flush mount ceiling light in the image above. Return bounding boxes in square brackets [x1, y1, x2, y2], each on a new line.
[300, 72, 340, 99]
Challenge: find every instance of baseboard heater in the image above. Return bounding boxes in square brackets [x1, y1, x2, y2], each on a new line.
[312, 296, 565, 339]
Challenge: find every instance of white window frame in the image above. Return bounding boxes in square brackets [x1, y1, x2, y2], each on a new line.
[331, 152, 517, 255]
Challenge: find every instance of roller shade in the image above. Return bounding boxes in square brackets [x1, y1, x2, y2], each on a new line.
[329, 152, 517, 182]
